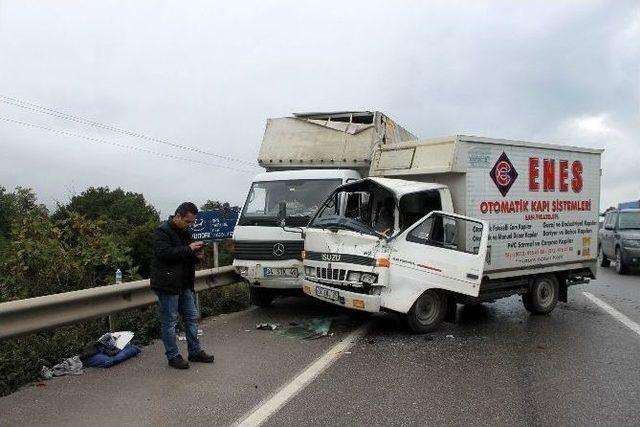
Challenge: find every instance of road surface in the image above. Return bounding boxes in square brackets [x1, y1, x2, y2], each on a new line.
[0, 265, 638, 426]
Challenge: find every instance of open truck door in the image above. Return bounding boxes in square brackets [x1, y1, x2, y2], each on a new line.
[385, 211, 489, 333]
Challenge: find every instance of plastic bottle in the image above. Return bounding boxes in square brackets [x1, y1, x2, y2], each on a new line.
[115, 269, 122, 284]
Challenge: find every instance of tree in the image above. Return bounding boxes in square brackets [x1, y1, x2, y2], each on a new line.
[0, 212, 130, 301]
[53, 187, 160, 278]
[53, 187, 159, 235]
[200, 200, 240, 211]
[0, 187, 48, 254]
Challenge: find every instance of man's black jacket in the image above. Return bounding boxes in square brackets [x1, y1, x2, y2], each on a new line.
[150, 218, 199, 294]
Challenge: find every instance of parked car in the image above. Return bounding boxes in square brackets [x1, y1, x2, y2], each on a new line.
[599, 208, 640, 274]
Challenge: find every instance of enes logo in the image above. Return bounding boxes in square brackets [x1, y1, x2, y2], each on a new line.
[490, 152, 518, 197]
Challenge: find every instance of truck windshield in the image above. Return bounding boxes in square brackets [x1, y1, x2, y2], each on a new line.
[618, 211, 640, 229]
[309, 190, 387, 238]
[238, 179, 342, 227]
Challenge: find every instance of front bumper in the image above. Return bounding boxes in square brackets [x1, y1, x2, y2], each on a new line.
[302, 279, 381, 312]
[621, 247, 640, 266]
[233, 259, 303, 289]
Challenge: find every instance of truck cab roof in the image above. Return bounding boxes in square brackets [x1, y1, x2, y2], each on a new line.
[251, 169, 361, 182]
[337, 176, 447, 198]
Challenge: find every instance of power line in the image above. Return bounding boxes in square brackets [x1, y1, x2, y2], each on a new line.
[0, 94, 258, 167]
[0, 115, 255, 173]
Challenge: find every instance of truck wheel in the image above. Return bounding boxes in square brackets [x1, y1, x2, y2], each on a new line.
[250, 287, 274, 307]
[522, 274, 558, 315]
[599, 245, 610, 267]
[615, 247, 628, 275]
[406, 289, 447, 333]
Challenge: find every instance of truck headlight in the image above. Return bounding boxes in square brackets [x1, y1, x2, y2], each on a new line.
[623, 239, 640, 248]
[305, 266, 317, 277]
[361, 273, 378, 284]
[236, 266, 249, 276]
[347, 272, 361, 282]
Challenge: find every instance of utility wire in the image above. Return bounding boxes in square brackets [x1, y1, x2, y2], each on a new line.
[0, 115, 255, 173]
[0, 95, 258, 167]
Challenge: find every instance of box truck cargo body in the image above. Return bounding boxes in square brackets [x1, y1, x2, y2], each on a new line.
[372, 135, 602, 277]
[301, 135, 602, 331]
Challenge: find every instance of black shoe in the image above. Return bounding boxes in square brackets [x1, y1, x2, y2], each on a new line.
[168, 355, 189, 369]
[188, 350, 215, 363]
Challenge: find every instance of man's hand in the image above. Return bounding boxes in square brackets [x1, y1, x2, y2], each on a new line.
[189, 241, 204, 251]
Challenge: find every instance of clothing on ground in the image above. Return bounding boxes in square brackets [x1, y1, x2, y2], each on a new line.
[83, 344, 141, 368]
[51, 356, 84, 376]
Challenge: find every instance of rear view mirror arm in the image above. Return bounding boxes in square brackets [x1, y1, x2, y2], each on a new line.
[281, 222, 305, 238]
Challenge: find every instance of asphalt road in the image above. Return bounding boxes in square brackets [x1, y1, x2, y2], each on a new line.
[0, 265, 638, 426]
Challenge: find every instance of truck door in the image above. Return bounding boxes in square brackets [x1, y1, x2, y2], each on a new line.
[387, 211, 488, 309]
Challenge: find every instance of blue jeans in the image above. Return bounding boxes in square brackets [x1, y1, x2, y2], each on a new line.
[155, 289, 201, 360]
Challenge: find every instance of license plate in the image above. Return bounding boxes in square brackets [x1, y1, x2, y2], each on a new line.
[315, 286, 340, 301]
[263, 267, 299, 277]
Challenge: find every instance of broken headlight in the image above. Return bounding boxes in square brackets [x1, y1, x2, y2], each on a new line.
[305, 266, 317, 277]
[347, 271, 362, 282]
[361, 273, 378, 284]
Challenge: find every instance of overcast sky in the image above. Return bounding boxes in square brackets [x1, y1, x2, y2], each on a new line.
[1, 0, 638, 216]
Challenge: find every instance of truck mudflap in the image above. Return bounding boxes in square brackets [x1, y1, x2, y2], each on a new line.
[302, 280, 381, 312]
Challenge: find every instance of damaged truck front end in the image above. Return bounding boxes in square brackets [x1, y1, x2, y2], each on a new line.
[302, 227, 391, 312]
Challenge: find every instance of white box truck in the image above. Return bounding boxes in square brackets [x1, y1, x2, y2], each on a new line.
[232, 111, 416, 306]
[300, 135, 602, 332]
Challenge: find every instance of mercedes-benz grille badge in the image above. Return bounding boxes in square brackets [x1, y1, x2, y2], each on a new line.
[273, 242, 285, 257]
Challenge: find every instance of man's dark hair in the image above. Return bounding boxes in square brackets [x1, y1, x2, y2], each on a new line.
[175, 202, 198, 216]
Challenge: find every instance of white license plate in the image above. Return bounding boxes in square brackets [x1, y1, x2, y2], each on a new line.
[263, 267, 299, 277]
[315, 286, 340, 301]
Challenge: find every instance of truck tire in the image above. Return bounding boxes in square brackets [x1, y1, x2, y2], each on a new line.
[615, 247, 628, 275]
[250, 287, 274, 307]
[522, 274, 559, 315]
[406, 289, 447, 333]
[599, 245, 610, 267]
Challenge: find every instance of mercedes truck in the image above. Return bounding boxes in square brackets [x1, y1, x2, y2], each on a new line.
[232, 111, 416, 306]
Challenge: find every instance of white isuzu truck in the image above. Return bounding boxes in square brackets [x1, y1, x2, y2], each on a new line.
[233, 111, 416, 306]
[300, 135, 602, 332]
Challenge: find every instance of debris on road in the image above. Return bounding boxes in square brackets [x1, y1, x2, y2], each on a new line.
[276, 317, 332, 340]
[446, 334, 454, 339]
[38, 366, 54, 380]
[52, 356, 84, 377]
[256, 323, 279, 330]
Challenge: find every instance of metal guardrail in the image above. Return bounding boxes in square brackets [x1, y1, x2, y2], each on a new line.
[0, 266, 241, 340]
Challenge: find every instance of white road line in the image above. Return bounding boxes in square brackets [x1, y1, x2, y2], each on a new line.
[234, 321, 372, 427]
[583, 291, 640, 336]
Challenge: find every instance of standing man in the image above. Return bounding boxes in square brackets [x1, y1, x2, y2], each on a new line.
[150, 202, 215, 369]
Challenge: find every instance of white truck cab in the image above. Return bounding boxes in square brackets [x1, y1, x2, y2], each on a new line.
[233, 169, 360, 305]
[303, 177, 487, 330]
